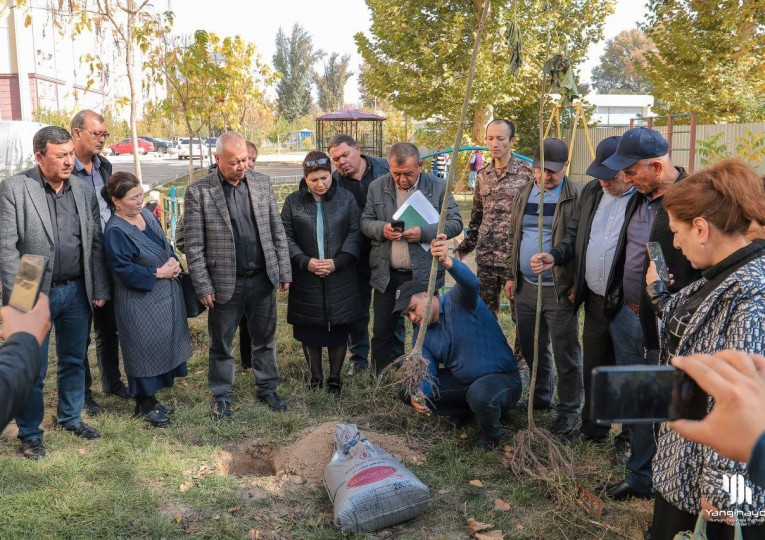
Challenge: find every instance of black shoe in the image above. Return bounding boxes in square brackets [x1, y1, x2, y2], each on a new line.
[474, 431, 505, 451]
[143, 409, 171, 428]
[21, 438, 45, 460]
[212, 399, 231, 419]
[155, 402, 174, 415]
[105, 382, 132, 400]
[600, 480, 652, 501]
[327, 378, 342, 396]
[62, 421, 101, 440]
[550, 415, 577, 436]
[576, 430, 609, 443]
[84, 395, 103, 416]
[347, 363, 368, 376]
[258, 393, 287, 412]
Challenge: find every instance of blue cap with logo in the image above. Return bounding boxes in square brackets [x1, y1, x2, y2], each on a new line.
[602, 127, 669, 171]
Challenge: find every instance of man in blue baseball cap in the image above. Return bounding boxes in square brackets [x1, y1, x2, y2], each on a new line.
[588, 127, 700, 501]
[530, 136, 636, 448]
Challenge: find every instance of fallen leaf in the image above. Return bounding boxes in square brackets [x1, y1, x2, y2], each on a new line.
[459, 432, 469, 440]
[475, 531, 504, 540]
[577, 486, 605, 516]
[227, 506, 240, 513]
[438, 488, 453, 495]
[78, 448, 86, 455]
[494, 498, 511, 512]
[515, 524, 525, 530]
[469, 479, 484, 488]
[503, 445, 514, 453]
[174, 514, 182, 523]
[179, 481, 193, 492]
[467, 517, 492, 535]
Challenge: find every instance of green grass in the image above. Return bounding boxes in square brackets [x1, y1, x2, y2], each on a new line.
[0, 206, 653, 539]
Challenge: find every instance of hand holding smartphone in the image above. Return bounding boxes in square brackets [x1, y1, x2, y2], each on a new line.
[390, 220, 405, 233]
[8, 255, 49, 313]
[647, 242, 671, 285]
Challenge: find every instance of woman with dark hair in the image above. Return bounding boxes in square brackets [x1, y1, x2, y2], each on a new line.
[646, 159, 765, 539]
[281, 151, 361, 394]
[102, 172, 192, 427]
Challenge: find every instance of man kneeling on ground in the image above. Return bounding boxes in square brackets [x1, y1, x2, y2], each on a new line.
[396, 233, 522, 450]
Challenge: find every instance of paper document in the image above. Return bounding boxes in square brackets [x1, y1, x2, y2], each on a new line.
[392, 190, 439, 251]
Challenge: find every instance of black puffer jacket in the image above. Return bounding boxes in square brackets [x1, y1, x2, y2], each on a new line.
[281, 179, 362, 328]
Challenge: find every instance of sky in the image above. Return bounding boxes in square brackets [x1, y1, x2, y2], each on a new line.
[171, 0, 647, 106]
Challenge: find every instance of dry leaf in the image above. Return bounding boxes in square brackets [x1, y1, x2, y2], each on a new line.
[475, 531, 504, 540]
[179, 482, 193, 492]
[174, 514, 182, 523]
[78, 448, 86, 455]
[459, 432, 469, 440]
[469, 479, 484, 488]
[577, 486, 605, 516]
[494, 498, 511, 512]
[467, 517, 493, 535]
[438, 488, 453, 495]
[515, 523, 525, 530]
[503, 445, 514, 453]
[227, 506, 240, 513]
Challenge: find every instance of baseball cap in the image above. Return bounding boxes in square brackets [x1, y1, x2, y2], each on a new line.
[602, 127, 669, 171]
[532, 138, 569, 173]
[585, 136, 622, 180]
[392, 280, 428, 313]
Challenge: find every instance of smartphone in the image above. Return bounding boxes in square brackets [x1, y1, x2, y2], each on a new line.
[8, 255, 49, 313]
[591, 365, 708, 424]
[390, 220, 405, 233]
[647, 241, 671, 284]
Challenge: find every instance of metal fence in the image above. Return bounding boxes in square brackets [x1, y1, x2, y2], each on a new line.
[567, 121, 765, 184]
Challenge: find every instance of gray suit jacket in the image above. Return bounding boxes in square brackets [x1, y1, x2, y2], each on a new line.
[0, 166, 110, 306]
[179, 170, 291, 304]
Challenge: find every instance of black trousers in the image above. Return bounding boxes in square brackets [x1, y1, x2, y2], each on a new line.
[581, 291, 615, 439]
[371, 270, 412, 374]
[651, 492, 765, 540]
[85, 300, 123, 394]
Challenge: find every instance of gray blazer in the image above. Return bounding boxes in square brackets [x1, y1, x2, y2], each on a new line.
[179, 170, 292, 304]
[0, 166, 110, 306]
[361, 171, 463, 293]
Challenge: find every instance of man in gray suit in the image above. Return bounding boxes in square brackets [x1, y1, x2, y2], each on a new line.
[0, 126, 110, 460]
[181, 132, 291, 418]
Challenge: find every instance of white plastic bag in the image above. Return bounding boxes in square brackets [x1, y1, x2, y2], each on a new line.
[323, 424, 430, 533]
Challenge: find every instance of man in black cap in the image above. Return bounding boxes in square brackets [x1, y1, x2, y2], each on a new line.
[397, 234, 521, 451]
[503, 138, 582, 437]
[589, 126, 699, 501]
[530, 136, 636, 445]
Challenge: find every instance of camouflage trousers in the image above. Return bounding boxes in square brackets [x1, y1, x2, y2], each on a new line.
[476, 264, 524, 363]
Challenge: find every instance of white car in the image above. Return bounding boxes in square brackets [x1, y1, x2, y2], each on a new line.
[176, 138, 207, 160]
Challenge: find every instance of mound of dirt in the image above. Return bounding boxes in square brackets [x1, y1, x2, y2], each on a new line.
[271, 421, 425, 487]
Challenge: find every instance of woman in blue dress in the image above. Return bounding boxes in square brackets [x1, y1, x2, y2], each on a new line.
[102, 172, 191, 427]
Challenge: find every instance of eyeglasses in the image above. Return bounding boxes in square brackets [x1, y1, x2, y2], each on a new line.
[84, 130, 110, 140]
[303, 157, 329, 167]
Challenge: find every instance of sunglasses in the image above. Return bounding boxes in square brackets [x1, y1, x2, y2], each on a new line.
[304, 157, 329, 167]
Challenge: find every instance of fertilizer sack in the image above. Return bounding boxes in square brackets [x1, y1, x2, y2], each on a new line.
[323, 423, 430, 533]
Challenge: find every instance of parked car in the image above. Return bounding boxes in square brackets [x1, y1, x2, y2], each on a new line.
[108, 137, 154, 156]
[205, 137, 218, 153]
[138, 136, 171, 155]
[176, 138, 207, 160]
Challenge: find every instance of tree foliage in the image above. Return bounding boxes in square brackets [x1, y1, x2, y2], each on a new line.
[273, 24, 322, 123]
[641, 0, 765, 122]
[591, 29, 654, 94]
[315, 53, 353, 113]
[356, 0, 613, 153]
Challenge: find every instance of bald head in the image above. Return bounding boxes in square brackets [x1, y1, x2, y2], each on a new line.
[215, 132, 246, 156]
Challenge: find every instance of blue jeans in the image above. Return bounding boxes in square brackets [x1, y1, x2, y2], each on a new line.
[401, 370, 522, 439]
[609, 304, 656, 494]
[16, 279, 91, 441]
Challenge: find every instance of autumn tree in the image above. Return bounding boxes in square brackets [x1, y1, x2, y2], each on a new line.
[356, 0, 613, 150]
[641, 0, 765, 122]
[591, 29, 654, 94]
[315, 53, 353, 113]
[273, 24, 323, 122]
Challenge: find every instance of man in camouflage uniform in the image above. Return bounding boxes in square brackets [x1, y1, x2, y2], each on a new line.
[454, 119, 533, 363]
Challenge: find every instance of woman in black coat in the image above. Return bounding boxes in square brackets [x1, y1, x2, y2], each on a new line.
[281, 151, 361, 394]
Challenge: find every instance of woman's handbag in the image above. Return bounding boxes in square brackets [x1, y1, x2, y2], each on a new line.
[672, 513, 742, 540]
[179, 272, 206, 317]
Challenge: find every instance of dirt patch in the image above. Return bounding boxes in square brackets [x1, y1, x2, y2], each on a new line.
[218, 443, 276, 477]
[271, 421, 425, 487]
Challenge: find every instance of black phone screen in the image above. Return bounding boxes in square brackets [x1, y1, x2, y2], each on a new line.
[647, 241, 671, 284]
[591, 365, 708, 424]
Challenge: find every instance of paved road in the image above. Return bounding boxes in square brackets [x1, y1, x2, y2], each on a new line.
[108, 154, 303, 187]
